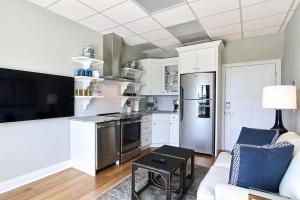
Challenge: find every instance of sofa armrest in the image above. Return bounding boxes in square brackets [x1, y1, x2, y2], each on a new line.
[215, 184, 249, 200]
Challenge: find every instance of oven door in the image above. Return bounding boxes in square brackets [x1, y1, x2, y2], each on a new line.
[121, 119, 141, 152]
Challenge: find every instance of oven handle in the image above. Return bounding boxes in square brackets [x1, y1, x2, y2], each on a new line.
[122, 120, 141, 125]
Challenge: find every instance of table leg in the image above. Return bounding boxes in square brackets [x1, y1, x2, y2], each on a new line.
[131, 165, 139, 200]
[180, 163, 184, 196]
[191, 153, 195, 182]
[162, 172, 171, 200]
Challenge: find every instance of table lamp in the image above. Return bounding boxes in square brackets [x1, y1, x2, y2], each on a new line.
[262, 85, 297, 135]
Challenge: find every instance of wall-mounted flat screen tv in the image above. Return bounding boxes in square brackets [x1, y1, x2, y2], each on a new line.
[0, 68, 74, 123]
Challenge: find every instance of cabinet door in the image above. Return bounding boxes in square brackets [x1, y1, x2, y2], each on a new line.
[170, 120, 179, 146]
[180, 51, 198, 74]
[197, 48, 216, 72]
[152, 120, 170, 144]
[140, 64, 151, 95]
[150, 64, 163, 95]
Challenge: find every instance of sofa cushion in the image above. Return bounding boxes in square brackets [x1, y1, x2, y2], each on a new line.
[236, 127, 279, 147]
[279, 153, 300, 199]
[215, 184, 249, 200]
[276, 132, 300, 155]
[197, 166, 229, 200]
[214, 152, 232, 169]
[229, 142, 294, 193]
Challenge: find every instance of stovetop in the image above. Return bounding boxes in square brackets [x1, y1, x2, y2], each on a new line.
[98, 112, 142, 120]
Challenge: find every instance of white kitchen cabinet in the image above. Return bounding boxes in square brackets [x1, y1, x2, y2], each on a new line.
[170, 120, 179, 146]
[152, 114, 170, 145]
[177, 42, 221, 74]
[141, 115, 152, 148]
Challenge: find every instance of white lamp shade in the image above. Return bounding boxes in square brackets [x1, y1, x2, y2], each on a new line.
[262, 85, 297, 109]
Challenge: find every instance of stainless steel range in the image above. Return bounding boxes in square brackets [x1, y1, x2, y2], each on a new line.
[99, 113, 142, 164]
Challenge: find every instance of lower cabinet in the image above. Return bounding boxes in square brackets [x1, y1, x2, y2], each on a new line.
[170, 120, 179, 146]
[152, 120, 170, 144]
[141, 115, 152, 148]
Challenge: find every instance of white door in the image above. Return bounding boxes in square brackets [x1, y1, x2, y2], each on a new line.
[224, 61, 280, 151]
[152, 120, 170, 144]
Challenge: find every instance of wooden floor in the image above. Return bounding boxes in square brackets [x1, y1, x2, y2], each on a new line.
[0, 148, 214, 200]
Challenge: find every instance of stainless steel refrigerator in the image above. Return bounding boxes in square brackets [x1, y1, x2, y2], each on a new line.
[180, 72, 215, 155]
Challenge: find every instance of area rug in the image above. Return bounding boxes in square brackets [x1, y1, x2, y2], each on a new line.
[95, 165, 209, 200]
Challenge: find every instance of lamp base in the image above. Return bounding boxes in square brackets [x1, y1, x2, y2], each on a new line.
[271, 110, 288, 135]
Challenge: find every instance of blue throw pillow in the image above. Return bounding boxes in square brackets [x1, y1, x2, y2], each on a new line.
[237, 127, 279, 146]
[229, 141, 294, 193]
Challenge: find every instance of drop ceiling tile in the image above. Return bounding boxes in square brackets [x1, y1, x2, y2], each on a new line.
[152, 37, 181, 47]
[200, 9, 240, 29]
[124, 17, 161, 34]
[167, 20, 204, 37]
[190, 0, 239, 19]
[79, 0, 127, 12]
[241, 0, 268, 7]
[243, 13, 286, 32]
[79, 14, 118, 31]
[177, 32, 210, 44]
[242, 0, 293, 21]
[162, 44, 182, 51]
[27, 0, 57, 7]
[291, 0, 300, 10]
[244, 26, 280, 38]
[123, 35, 147, 46]
[134, 43, 158, 51]
[140, 29, 173, 42]
[135, 0, 184, 13]
[102, 1, 148, 24]
[211, 33, 242, 41]
[102, 26, 135, 37]
[48, 0, 96, 21]
[143, 48, 165, 54]
[206, 23, 241, 37]
[152, 5, 196, 27]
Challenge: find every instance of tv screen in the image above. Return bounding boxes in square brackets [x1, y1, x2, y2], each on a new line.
[0, 68, 74, 123]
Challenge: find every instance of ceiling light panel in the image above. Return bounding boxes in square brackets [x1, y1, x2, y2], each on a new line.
[177, 32, 210, 44]
[27, 0, 57, 7]
[242, 0, 293, 21]
[124, 17, 161, 34]
[79, 0, 127, 12]
[47, 0, 96, 21]
[102, 1, 148, 24]
[152, 37, 181, 47]
[135, 0, 184, 13]
[79, 14, 118, 31]
[206, 23, 241, 37]
[167, 20, 205, 37]
[244, 26, 280, 38]
[143, 48, 165, 54]
[140, 29, 173, 42]
[243, 13, 286, 32]
[200, 9, 240, 30]
[102, 26, 135, 37]
[123, 35, 147, 46]
[190, 0, 239, 19]
[152, 5, 196, 27]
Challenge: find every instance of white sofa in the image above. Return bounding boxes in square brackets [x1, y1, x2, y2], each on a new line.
[197, 132, 300, 200]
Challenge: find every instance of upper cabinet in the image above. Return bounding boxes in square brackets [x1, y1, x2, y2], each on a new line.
[177, 41, 223, 74]
[138, 57, 179, 96]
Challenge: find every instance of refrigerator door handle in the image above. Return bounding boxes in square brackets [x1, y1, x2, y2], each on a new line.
[180, 100, 184, 121]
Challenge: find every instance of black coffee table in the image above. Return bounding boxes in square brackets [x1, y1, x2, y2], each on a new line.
[153, 145, 195, 194]
[132, 153, 185, 200]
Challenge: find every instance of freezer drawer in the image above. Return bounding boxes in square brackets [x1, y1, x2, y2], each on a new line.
[96, 121, 120, 170]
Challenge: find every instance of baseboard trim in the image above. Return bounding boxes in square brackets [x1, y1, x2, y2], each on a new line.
[0, 160, 71, 194]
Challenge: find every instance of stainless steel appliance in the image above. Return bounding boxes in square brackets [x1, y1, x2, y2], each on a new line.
[180, 72, 216, 155]
[96, 121, 120, 170]
[99, 113, 142, 164]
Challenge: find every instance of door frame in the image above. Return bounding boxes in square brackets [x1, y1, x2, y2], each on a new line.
[221, 59, 282, 150]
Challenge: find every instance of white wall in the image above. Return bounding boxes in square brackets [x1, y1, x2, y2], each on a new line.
[0, 0, 102, 182]
[222, 33, 284, 64]
[283, 5, 300, 133]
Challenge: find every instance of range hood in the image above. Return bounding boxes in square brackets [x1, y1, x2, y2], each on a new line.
[102, 33, 133, 82]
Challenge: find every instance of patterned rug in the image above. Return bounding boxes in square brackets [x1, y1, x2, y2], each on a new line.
[95, 165, 209, 200]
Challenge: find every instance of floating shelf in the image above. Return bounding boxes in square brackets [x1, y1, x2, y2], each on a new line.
[72, 56, 104, 69]
[121, 68, 143, 81]
[119, 81, 144, 94]
[75, 96, 104, 111]
[75, 76, 104, 81]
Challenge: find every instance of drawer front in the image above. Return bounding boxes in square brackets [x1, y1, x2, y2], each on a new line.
[141, 133, 151, 147]
[152, 114, 170, 121]
[142, 114, 152, 122]
[170, 114, 179, 121]
[141, 122, 152, 135]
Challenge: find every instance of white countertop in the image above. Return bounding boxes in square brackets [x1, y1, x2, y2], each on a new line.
[70, 116, 118, 123]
